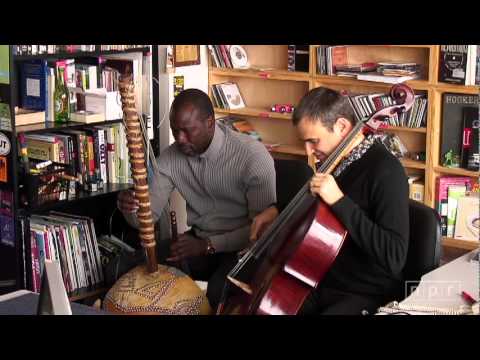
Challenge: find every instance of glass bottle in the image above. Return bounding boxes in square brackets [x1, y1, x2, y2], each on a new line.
[54, 67, 70, 123]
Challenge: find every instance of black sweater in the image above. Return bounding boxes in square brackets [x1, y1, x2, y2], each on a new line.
[322, 142, 410, 297]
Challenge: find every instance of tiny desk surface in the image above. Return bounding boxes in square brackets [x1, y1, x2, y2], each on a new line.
[0, 290, 107, 315]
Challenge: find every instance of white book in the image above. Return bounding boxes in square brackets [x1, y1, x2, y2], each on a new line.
[219, 82, 246, 110]
[357, 73, 418, 84]
[88, 65, 98, 90]
[94, 127, 108, 184]
[468, 45, 477, 86]
[102, 126, 116, 184]
[117, 123, 127, 184]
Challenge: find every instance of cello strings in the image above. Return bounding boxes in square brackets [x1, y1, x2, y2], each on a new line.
[230, 97, 366, 278]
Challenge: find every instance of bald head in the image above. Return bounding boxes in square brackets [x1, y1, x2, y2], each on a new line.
[170, 89, 215, 156]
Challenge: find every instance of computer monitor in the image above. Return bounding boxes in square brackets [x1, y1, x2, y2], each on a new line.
[37, 260, 72, 315]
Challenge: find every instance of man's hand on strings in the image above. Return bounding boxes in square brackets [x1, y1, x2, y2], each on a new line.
[249, 205, 279, 243]
[310, 173, 344, 205]
[167, 233, 208, 262]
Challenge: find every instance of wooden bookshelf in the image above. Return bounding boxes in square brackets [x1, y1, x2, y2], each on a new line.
[214, 107, 294, 121]
[269, 144, 306, 156]
[15, 119, 124, 134]
[208, 45, 479, 253]
[209, 46, 310, 163]
[382, 126, 427, 134]
[400, 159, 426, 170]
[443, 238, 479, 251]
[0, 45, 159, 299]
[210, 67, 309, 81]
[434, 166, 480, 177]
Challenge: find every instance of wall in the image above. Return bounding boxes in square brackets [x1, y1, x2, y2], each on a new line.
[156, 45, 209, 233]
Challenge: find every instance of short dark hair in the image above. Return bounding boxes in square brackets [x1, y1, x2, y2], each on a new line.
[292, 87, 356, 130]
[170, 88, 214, 122]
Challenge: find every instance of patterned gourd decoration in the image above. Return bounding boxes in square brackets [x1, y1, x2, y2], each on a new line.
[103, 74, 211, 315]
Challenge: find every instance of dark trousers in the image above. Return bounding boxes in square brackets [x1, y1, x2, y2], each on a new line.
[299, 285, 391, 315]
[184, 252, 238, 310]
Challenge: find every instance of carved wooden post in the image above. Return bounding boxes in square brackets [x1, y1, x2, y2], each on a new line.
[118, 75, 157, 273]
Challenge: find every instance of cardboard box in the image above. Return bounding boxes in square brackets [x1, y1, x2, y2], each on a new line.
[409, 182, 425, 203]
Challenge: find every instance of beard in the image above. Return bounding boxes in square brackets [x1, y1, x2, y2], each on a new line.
[177, 143, 196, 156]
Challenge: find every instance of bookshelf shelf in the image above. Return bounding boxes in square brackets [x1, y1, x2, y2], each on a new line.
[23, 183, 133, 213]
[381, 126, 427, 134]
[268, 144, 306, 156]
[434, 83, 480, 94]
[434, 166, 480, 177]
[210, 67, 310, 81]
[400, 159, 426, 170]
[15, 119, 124, 134]
[443, 237, 479, 251]
[13, 47, 151, 61]
[313, 75, 431, 91]
[214, 107, 293, 121]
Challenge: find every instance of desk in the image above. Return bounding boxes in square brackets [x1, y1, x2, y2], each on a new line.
[402, 248, 479, 308]
[0, 290, 108, 315]
[377, 249, 479, 315]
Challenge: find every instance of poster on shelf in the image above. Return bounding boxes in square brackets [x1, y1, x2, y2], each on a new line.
[0, 45, 9, 85]
[0, 155, 7, 182]
[174, 76, 184, 98]
[0, 103, 12, 131]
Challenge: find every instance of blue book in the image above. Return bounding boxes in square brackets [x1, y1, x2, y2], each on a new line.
[0, 215, 14, 247]
[19, 59, 48, 110]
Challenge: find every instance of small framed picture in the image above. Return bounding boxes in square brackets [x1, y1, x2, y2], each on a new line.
[173, 45, 201, 67]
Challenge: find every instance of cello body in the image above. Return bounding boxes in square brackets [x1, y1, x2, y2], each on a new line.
[224, 195, 347, 315]
[256, 200, 347, 315]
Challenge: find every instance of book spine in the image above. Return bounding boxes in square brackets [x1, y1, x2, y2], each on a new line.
[30, 231, 41, 293]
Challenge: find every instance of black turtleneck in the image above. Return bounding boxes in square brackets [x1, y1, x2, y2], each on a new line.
[323, 142, 410, 297]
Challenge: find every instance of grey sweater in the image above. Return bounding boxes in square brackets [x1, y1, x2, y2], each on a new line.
[123, 122, 276, 253]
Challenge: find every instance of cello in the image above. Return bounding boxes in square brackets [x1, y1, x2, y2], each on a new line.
[217, 84, 416, 315]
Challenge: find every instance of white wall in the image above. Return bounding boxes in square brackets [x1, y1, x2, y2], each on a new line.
[157, 45, 209, 233]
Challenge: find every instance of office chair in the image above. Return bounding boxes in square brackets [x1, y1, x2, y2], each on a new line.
[274, 158, 314, 213]
[401, 199, 443, 299]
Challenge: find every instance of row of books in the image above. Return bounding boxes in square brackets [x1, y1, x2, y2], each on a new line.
[435, 176, 479, 241]
[349, 93, 427, 128]
[439, 45, 479, 86]
[12, 45, 149, 56]
[211, 82, 246, 110]
[0, 189, 14, 247]
[23, 122, 131, 187]
[28, 212, 104, 294]
[316, 46, 420, 84]
[208, 45, 236, 69]
[217, 115, 261, 141]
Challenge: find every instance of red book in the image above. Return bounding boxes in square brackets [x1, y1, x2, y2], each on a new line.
[30, 232, 41, 293]
[219, 45, 232, 68]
